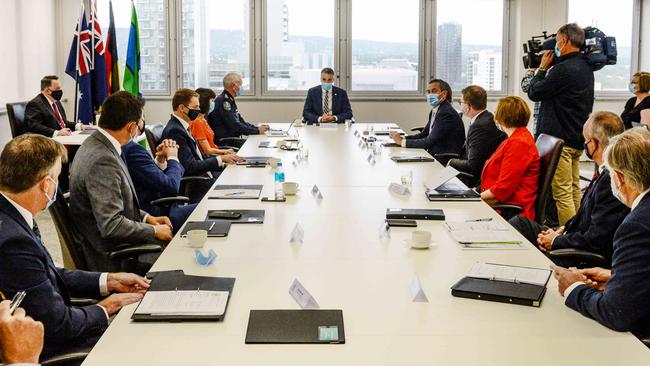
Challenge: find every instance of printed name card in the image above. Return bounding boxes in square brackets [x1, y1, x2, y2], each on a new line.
[410, 273, 429, 303]
[388, 182, 411, 196]
[289, 279, 320, 309]
[290, 222, 305, 244]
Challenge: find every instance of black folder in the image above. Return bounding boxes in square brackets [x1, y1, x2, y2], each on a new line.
[390, 156, 436, 163]
[206, 209, 265, 224]
[132, 272, 236, 321]
[236, 156, 272, 166]
[245, 310, 345, 344]
[386, 208, 445, 220]
[451, 276, 548, 307]
[179, 220, 232, 237]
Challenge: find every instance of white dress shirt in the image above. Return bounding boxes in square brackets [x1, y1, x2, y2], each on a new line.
[563, 187, 650, 299]
[0, 193, 109, 319]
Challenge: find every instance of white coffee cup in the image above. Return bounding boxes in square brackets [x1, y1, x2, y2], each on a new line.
[410, 230, 432, 249]
[187, 229, 208, 248]
[269, 157, 281, 168]
[283, 181, 299, 195]
[277, 140, 289, 149]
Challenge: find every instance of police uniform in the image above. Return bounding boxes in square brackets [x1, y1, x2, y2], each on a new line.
[207, 90, 259, 145]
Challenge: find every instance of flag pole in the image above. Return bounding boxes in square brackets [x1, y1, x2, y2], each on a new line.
[73, 2, 84, 125]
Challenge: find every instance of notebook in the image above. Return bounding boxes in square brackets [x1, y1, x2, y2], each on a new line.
[385, 208, 445, 220]
[179, 220, 231, 237]
[210, 185, 263, 199]
[390, 156, 436, 163]
[236, 157, 272, 166]
[245, 310, 345, 344]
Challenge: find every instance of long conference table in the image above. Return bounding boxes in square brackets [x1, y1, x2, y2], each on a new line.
[82, 123, 649, 365]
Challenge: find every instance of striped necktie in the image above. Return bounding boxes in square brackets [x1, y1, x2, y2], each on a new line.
[323, 91, 330, 115]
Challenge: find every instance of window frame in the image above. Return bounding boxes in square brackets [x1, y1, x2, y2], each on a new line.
[260, 0, 339, 96]
[138, 0, 172, 96]
[565, 0, 642, 99]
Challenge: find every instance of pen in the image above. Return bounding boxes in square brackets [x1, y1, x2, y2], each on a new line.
[224, 191, 245, 196]
[465, 218, 493, 222]
[9, 291, 26, 315]
[208, 222, 215, 231]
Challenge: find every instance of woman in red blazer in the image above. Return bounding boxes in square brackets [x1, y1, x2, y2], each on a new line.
[480, 96, 540, 220]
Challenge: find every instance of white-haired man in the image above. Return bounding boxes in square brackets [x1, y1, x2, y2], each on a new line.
[208, 72, 269, 147]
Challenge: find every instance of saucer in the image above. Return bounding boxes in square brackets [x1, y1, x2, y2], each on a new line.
[403, 239, 437, 249]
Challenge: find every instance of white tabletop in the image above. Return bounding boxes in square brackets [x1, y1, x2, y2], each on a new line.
[51, 130, 92, 146]
[82, 123, 649, 365]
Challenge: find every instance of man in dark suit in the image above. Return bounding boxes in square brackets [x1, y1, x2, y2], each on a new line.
[162, 88, 242, 202]
[388, 79, 465, 165]
[0, 134, 149, 358]
[302, 67, 353, 124]
[448, 85, 506, 187]
[123, 117, 197, 232]
[70, 92, 173, 272]
[208, 72, 269, 146]
[25, 75, 81, 137]
[553, 128, 650, 340]
[510, 112, 629, 266]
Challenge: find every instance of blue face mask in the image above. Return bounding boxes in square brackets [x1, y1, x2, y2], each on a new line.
[629, 83, 637, 94]
[426, 93, 440, 107]
[554, 42, 561, 58]
[44, 176, 58, 209]
[236, 86, 243, 97]
[322, 83, 333, 92]
[209, 100, 216, 113]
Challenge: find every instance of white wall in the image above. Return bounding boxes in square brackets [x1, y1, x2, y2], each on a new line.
[0, 0, 58, 149]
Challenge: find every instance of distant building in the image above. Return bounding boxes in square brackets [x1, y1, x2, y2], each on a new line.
[467, 51, 502, 91]
[436, 22, 462, 90]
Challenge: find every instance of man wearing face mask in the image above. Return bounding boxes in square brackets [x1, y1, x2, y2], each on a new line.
[553, 128, 650, 340]
[208, 72, 269, 147]
[70, 91, 173, 272]
[388, 78, 465, 165]
[302, 67, 353, 124]
[509, 112, 629, 267]
[0, 134, 150, 358]
[162, 89, 243, 202]
[527, 23, 595, 227]
[25, 75, 85, 137]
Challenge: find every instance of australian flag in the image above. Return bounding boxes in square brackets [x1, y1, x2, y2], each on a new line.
[65, 5, 94, 125]
[90, 0, 108, 112]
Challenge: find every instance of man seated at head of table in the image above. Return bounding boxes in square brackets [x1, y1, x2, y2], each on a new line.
[25, 75, 92, 137]
[510, 112, 630, 266]
[302, 67, 353, 125]
[448, 85, 507, 187]
[480, 96, 540, 221]
[388, 78, 465, 165]
[0, 134, 149, 358]
[208, 72, 270, 148]
[70, 92, 174, 273]
[553, 127, 650, 341]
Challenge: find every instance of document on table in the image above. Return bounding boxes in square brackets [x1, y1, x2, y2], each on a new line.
[424, 166, 460, 190]
[210, 185, 263, 199]
[466, 262, 551, 286]
[135, 290, 229, 316]
[445, 220, 523, 249]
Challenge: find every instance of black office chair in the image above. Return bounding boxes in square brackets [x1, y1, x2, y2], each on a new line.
[216, 137, 245, 150]
[6, 102, 28, 138]
[493, 133, 564, 226]
[48, 190, 163, 274]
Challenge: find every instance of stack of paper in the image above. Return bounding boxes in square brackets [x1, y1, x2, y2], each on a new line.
[466, 262, 551, 286]
[445, 220, 524, 249]
[135, 290, 229, 316]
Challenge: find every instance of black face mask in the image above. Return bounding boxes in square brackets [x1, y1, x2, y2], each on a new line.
[584, 139, 597, 160]
[51, 89, 63, 101]
[186, 106, 201, 121]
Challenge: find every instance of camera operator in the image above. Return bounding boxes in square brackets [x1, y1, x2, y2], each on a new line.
[527, 23, 594, 226]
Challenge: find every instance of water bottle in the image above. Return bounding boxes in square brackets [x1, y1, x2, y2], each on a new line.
[274, 162, 285, 199]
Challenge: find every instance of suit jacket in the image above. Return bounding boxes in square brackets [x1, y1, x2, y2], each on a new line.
[302, 85, 353, 124]
[161, 116, 222, 177]
[208, 90, 259, 140]
[122, 141, 185, 216]
[448, 110, 506, 183]
[552, 169, 630, 265]
[0, 195, 107, 357]
[70, 130, 156, 271]
[566, 193, 650, 339]
[25, 93, 75, 136]
[404, 100, 465, 157]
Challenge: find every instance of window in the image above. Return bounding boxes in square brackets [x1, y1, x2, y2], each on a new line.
[265, 0, 335, 91]
[180, 0, 252, 91]
[96, 0, 169, 94]
[568, 0, 635, 92]
[351, 0, 420, 92]
[436, 0, 505, 92]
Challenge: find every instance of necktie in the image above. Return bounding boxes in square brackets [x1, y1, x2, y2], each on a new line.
[323, 91, 330, 115]
[33, 220, 42, 241]
[585, 170, 600, 194]
[52, 103, 66, 129]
